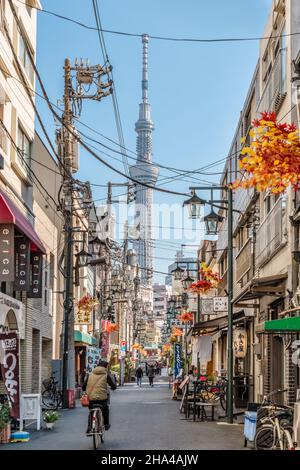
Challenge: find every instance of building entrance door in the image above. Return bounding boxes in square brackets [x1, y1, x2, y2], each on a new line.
[271, 335, 284, 404]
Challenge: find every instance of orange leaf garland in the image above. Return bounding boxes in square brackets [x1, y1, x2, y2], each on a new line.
[232, 112, 300, 194]
[178, 311, 194, 323]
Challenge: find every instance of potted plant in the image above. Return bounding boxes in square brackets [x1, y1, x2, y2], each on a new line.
[0, 404, 11, 444]
[43, 411, 59, 430]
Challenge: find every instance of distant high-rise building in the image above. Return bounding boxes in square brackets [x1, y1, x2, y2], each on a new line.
[129, 34, 159, 285]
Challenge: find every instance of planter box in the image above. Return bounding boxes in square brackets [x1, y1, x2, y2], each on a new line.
[0, 424, 11, 444]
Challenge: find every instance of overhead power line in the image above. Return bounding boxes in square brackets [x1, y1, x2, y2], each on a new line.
[16, 0, 300, 44]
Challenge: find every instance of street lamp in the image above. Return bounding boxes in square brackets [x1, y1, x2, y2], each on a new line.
[204, 208, 224, 235]
[184, 185, 235, 424]
[89, 236, 102, 255]
[75, 248, 92, 267]
[182, 275, 195, 290]
[183, 190, 205, 219]
[171, 265, 185, 280]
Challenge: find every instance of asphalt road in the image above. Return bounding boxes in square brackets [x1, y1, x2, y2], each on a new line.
[2, 376, 245, 450]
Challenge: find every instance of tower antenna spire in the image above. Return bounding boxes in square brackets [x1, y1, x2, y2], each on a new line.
[142, 33, 149, 103]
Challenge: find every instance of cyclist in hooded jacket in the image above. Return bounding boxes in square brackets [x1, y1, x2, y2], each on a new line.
[83, 359, 116, 433]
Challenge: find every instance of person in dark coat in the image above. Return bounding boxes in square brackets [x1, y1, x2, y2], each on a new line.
[148, 364, 155, 387]
[135, 365, 143, 387]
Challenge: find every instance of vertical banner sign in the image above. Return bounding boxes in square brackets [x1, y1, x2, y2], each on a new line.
[86, 347, 101, 374]
[101, 320, 110, 358]
[174, 343, 182, 378]
[0, 224, 14, 282]
[28, 252, 43, 298]
[14, 237, 30, 291]
[0, 332, 20, 419]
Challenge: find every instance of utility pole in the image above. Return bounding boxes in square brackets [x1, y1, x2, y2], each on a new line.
[60, 58, 113, 408]
[61, 58, 75, 409]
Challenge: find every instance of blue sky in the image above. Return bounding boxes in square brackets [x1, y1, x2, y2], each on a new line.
[36, 0, 272, 280]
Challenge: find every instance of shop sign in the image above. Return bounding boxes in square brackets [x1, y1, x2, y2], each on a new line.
[101, 320, 110, 358]
[28, 252, 43, 298]
[233, 328, 247, 358]
[200, 298, 214, 315]
[174, 343, 182, 378]
[14, 237, 30, 291]
[0, 332, 20, 419]
[86, 347, 101, 374]
[0, 224, 14, 282]
[213, 297, 228, 312]
[75, 308, 92, 325]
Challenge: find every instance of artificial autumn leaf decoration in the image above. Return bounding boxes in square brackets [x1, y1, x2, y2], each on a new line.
[77, 294, 99, 312]
[104, 322, 119, 333]
[163, 344, 171, 352]
[189, 263, 223, 294]
[172, 327, 183, 337]
[169, 335, 177, 343]
[178, 312, 194, 323]
[132, 343, 141, 350]
[232, 112, 300, 194]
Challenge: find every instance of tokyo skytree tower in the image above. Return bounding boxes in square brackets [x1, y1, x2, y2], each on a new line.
[129, 34, 159, 285]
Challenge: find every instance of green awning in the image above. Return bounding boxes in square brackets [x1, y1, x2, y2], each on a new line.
[74, 330, 97, 345]
[264, 316, 300, 332]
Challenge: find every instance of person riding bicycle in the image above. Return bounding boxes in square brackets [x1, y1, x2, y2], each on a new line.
[83, 359, 116, 433]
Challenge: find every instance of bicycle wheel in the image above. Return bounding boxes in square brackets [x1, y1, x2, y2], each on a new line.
[220, 395, 226, 411]
[254, 424, 275, 450]
[282, 428, 294, 450]
[99, 409, 105, 444]
[55, 391, 62, 409]
[42, 389, 56, 409]
[92, 411, 100, 450]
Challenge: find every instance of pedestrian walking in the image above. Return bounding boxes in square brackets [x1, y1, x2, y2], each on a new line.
[79, 367, 88, 388]
[135, 365, 143, 387]
[148, 364, 155, 387]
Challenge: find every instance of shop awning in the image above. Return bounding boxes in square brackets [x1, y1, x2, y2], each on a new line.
[256, 316, 300, 334]
[74, 330, 97, 345]
[233, 273, 287, 303]
[0, 191, 46, 253]
[191, 310, 247, 336]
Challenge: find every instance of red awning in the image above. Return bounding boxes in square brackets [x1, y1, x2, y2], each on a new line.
[0, 191, 46, 254]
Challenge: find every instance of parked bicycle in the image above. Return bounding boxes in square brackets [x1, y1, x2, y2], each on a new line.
[254, 389, 295, 450]
[42, 376, 62, 410]
[87, 405, 105, 450]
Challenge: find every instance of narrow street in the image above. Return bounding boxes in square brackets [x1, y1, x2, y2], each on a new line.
[3, 377, 244, 451]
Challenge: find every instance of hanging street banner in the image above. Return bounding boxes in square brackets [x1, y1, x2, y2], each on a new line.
[14, 237, 30, 291]
[213, 297, 228, 312]
[86, 346, 101, 374]
[174, 343, 182, 379]
[0, 224, 14, 282]
[0, 332, 20, 419]
[28, 252, 43, 298]
[101, 320, 110, 358]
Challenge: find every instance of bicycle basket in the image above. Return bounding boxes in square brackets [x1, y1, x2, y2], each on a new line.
[42, 378, 52, 389]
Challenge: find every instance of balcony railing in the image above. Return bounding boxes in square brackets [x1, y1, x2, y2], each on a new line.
[236, 238, 252, 282]
[257, 51, 286, 114]
[255, 196, 287, 267]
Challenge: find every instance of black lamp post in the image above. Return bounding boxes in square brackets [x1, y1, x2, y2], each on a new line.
[204, 209, 224, 235]
[182, 275, 195, 290]
[75, 248, 92, 267]
[183, 185, 234, 424]
[171, 265, 185, 281]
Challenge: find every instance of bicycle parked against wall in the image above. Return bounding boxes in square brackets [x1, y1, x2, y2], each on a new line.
[254, 389, 296, 450]
[42, 376, 62, 410]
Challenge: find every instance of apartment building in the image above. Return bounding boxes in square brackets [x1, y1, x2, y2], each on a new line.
[0, 0, 61, 396]
[213, 0, 300, 406]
